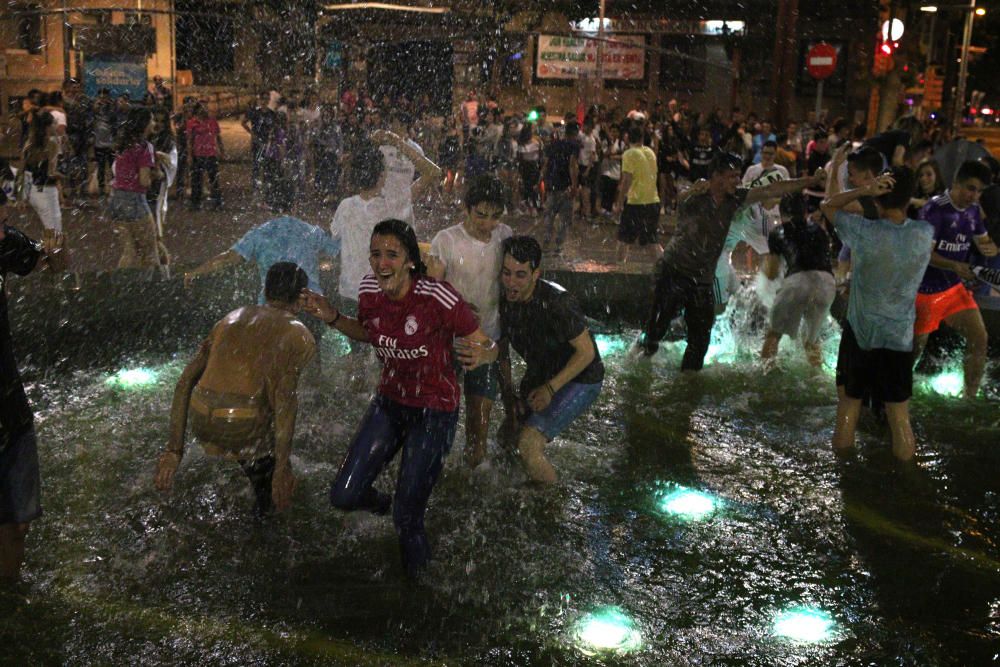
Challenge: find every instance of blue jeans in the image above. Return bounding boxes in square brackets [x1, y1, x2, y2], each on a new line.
[329, 394, 458, 577]
[525, 381, 603, 440]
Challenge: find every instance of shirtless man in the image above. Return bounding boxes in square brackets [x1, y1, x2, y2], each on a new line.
[155, 262, 315, 514]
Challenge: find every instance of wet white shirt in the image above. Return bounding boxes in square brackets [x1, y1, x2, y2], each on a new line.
[330, 193, 390, 300]
[379, 139, 423, 223]
[429, 222, 513, 338]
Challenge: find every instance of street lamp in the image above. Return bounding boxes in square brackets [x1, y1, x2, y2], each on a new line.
[954, 1, 976, 133]
[921, 2, 985, 132]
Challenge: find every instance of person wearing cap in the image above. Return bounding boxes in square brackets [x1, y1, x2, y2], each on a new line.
[635, 153, 826, 371]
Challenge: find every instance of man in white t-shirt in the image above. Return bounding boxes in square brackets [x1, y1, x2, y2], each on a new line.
[427, 175, 513, 468]
[330, 143, 389, 316]
[376, 114, 441, 224]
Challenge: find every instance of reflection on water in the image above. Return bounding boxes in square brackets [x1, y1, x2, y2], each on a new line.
[5, 309, 1000, 665]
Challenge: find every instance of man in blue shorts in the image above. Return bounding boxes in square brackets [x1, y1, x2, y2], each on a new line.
[427, 175, 513, 467]
[1, 196, 52, 581]
[497, 236, 604, 483]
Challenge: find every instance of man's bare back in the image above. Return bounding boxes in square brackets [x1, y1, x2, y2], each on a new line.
[156, 286, 315, 513]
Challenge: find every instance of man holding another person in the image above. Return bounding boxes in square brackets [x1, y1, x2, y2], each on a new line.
[496, 236, 604, 483]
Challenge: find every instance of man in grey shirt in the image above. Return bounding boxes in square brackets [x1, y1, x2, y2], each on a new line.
[637, 153, 825, 371]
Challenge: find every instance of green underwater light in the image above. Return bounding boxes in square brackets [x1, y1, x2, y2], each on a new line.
[772, 607, 836, 642]
[925, 370, 963, 397]
[106, 367, 158, 389]
[657, 486, 719, 521]
[594, 334, 630, 357]
[573, 606, 643, 655]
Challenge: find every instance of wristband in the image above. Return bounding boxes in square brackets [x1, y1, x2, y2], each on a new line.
[326, 310, 341, 327]
[545, 382, 555, 397]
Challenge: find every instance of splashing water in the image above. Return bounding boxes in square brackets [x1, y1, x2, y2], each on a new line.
[772, 607, 837, 643]
[921, 370, 964, 398]
[594, 333, 630, 358]
[572, 606, 643, 655]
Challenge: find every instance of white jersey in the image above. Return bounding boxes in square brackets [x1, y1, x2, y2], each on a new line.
[429, 222, 513, 338]
[379, 139, 423, 223]
[742, 163, 789, 230]
[330, 193, 390, 300]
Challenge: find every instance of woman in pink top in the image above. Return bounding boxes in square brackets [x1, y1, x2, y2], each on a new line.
[109, 108, 164, 272]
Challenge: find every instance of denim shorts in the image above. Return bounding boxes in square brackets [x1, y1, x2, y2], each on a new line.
[108, 189, 152, 222]
[463, 361, 499, 401]
[0, 427, 42, 525]
[525, 381, 603, 441]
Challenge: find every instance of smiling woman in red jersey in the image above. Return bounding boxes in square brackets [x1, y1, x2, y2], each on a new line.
[302, 218, 498, 578]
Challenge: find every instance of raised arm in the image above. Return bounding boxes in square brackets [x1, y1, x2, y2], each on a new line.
[821, 172, 893, 219]
[745, 168, 826, 206]
[372, 129, 442, 199]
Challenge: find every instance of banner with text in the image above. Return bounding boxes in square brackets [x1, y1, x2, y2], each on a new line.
[535, 34, 646, 80]
[84, 57, 148, 101]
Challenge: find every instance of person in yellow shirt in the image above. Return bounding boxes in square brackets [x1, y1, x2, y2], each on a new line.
[614, 125, 661, 263]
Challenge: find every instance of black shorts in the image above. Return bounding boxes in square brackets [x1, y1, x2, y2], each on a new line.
[835, 323, 913, 403]
[618, 203, 660, 245]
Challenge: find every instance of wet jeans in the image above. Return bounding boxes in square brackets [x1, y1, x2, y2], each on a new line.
[642, 261, 716, 371]
[329, 394, 458, 577]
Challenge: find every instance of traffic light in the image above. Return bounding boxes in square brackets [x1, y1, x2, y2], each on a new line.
[873, 38, 895, 76]
[923, 66, 943, 110]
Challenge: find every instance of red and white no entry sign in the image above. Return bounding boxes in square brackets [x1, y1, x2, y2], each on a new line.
[806, 43, 838, 80]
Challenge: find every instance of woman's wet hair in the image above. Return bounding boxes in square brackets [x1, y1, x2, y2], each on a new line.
[351, 140, 384, 191]
[372, 219, 427, 275]
[501, 235, 542, 271]
[264, 262, 308, 304]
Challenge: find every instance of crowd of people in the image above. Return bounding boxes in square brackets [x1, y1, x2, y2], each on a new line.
[3, 78, 1000, 582]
